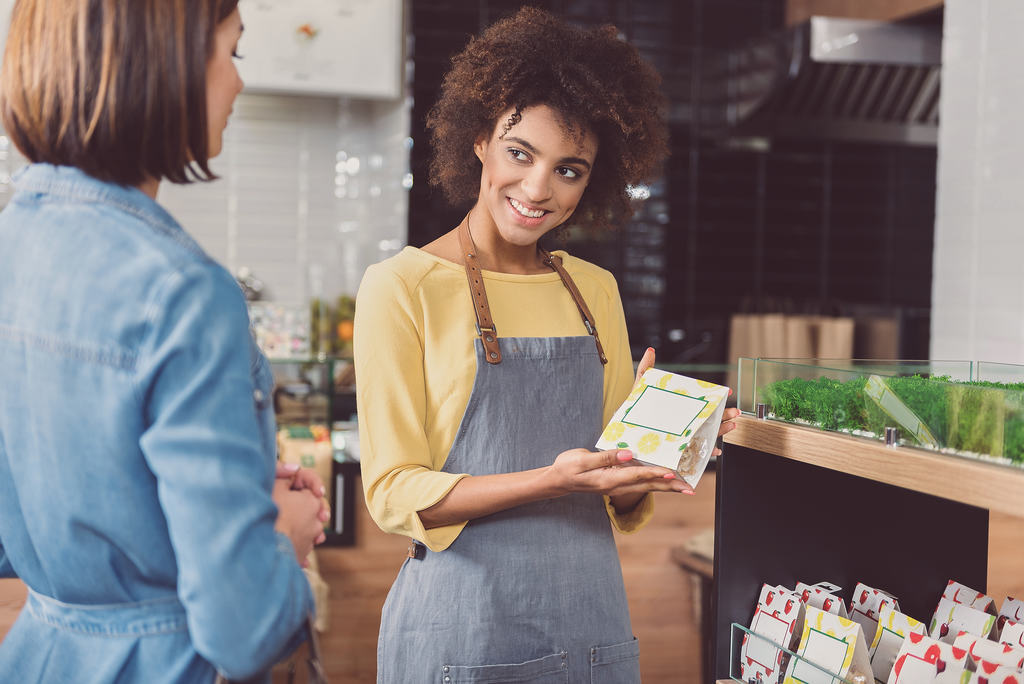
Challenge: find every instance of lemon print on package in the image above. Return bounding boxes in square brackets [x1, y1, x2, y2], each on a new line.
[595, 368, 729, 489]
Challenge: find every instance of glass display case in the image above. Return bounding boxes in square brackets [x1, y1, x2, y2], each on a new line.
[736, 358, 1024, 466]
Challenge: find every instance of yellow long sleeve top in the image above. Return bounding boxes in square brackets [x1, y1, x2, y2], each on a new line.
[353, 246, 654, 551]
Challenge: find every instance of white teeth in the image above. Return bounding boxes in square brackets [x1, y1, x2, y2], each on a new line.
[509, 198, 545, 218]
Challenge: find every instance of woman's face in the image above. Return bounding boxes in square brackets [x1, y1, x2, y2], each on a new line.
[206, 8, 245, 159]
[473, 105, 598, 247]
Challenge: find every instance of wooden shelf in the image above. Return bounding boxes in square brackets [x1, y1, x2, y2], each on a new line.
[723, 414, 1024, 518]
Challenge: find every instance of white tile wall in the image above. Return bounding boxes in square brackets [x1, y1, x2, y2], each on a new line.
[0, 92, 411, 306]
[160, 93, 411, 304]
[932, 0, 1024, 363]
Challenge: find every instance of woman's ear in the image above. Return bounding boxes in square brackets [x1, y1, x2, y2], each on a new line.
[473, 135, 487, 164]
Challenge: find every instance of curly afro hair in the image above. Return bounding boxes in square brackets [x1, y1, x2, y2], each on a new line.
[426, 6, 668, 232]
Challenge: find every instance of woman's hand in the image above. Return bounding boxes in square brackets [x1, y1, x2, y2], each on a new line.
[272, 479, 325, 567]
[275, 462, 331, 535]
[545, 447, 692, 498]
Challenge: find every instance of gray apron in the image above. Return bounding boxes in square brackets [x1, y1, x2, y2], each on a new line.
[377, 243, 640, 683]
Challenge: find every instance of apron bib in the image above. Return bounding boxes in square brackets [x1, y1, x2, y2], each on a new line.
[376, 224, 640, 684]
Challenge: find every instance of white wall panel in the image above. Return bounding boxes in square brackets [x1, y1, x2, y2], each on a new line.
[932, 0, 1024, 363]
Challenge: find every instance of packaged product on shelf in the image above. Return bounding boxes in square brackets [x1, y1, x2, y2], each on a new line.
[869, 603, 927, 684]
[248, 302, 311, 359]
[999, 597, 1024, 633]
[741, 584, 806, 684]
[887, 632, 968, 683]
[943, 581, 998, 614]
[931, 598, 998, 643]
[277, 425, 334, 500]
[595, 369, 729, 488]
[851, 583, 900, 646]
[963, 665, 1023, 684]
[1002, 621, 1024, 649]
[796, 581, 850, 618]
[784, 605, 873, 684]
[953, 631, 1024, 672]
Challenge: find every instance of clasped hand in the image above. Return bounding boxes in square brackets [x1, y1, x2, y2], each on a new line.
[272, 463, 331, 567]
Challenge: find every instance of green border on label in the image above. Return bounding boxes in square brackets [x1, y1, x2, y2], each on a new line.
[792, 627, 850, 684]
[622, 385, 708, 437]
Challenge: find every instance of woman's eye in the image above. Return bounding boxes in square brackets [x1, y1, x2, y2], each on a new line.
[508, 148, 528, 161]
[556, 167, 580, 179]
[232, 50, 244, 60]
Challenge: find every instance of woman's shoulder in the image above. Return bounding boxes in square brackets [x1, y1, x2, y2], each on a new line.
[551, 250, 619, 299]
[359, 246, 460, 299]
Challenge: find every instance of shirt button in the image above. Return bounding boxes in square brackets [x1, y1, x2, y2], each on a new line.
[443, 666, 449, 673]
[253, 389, 265, 402]
[444, 677, 451, 683]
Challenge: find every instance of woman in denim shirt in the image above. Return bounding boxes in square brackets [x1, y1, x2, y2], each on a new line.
[0, 1, 326, 681]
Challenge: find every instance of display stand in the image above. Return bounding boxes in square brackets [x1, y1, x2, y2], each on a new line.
[709, 415, 1023, 681]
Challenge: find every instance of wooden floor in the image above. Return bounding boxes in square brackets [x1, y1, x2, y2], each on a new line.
[2, 471, 1022, 683]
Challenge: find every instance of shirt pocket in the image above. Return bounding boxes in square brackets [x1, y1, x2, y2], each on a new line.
[442, 651, 568, 683]
[589, 637, 640, 684]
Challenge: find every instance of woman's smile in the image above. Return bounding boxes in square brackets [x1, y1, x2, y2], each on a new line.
[507, 196, 549, 221]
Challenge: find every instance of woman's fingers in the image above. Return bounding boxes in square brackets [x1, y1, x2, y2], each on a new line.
[275, 462, 300, 479]
[718, 407, 741, 438]
[633, 346, 656, 387]
[290, 468, 327, 497]
[572, 448, 689, 493]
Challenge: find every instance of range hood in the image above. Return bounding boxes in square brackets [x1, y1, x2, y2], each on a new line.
[702, 16, 942, 146]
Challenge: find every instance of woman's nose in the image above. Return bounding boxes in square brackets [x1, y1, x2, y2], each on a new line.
[521, 168, 552, 203]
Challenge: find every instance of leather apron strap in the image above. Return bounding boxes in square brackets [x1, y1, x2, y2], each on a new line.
[457, 220, 608, 366]
[457, 220, 503, 364]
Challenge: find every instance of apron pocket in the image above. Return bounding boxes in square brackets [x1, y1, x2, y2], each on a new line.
[589, 637, 640, 684]
[442, 651, 568, 683]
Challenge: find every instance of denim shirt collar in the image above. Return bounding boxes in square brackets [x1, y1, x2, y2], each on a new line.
[13, 164, 207, 259]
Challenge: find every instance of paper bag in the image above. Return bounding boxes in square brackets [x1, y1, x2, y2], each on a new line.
[1002, 621, 1024, 649]
[999, 598, 1024, 634]
[796, 581, 850, 618]
[596, 369, 729, 489]
[887, 632, 969, 683]
[851, 583, 901, 656]
[963, 665, 1023, 684]
[953, 631, 1024, 672]
[784, 606, 873, 684]
[942, 581, 997, 615]
[869, 604, 927, 684]
[930, 597, 998, 643]
[741, 584, 807, 684]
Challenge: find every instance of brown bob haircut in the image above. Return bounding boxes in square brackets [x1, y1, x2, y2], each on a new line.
[427, 7, 668, 232]
[1, 0, 240, 186]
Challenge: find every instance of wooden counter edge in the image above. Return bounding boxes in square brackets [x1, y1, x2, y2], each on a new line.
[723, 414, 1024, 519]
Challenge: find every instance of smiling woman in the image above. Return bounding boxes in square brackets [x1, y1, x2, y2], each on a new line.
[353, 7, 738, 684]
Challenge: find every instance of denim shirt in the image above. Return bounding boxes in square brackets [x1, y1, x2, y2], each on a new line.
[0, 165, 313, 682]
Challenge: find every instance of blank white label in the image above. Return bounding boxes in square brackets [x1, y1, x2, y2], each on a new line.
[747, 611, 792, 670]
[871, 628, 906, 682]
[791, 629, 850, 684]
[623, 387, 706, 436]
